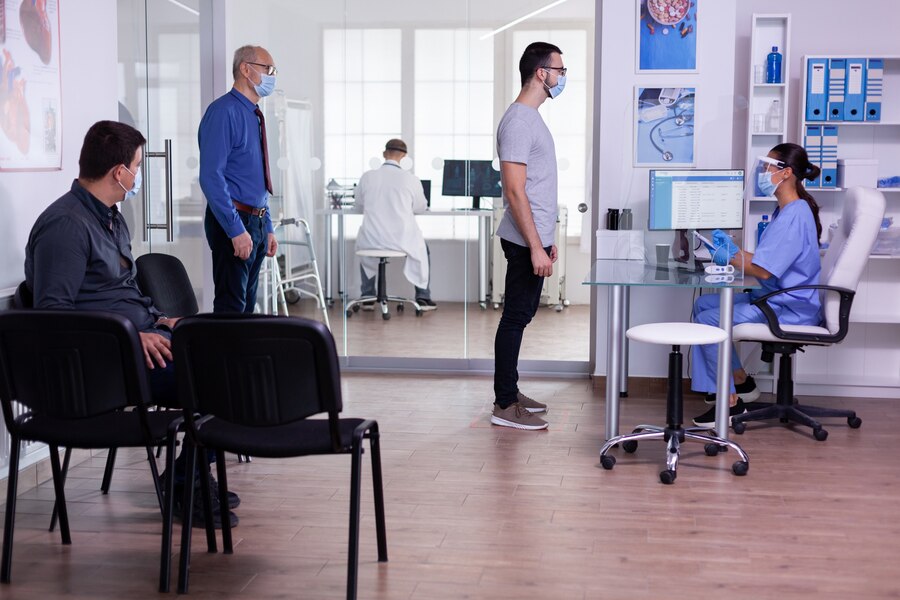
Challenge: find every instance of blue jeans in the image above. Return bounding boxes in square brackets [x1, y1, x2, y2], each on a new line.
[493, 239, 549, 409]
[204, 206, 268, 314]
[360, 243, 432, 300]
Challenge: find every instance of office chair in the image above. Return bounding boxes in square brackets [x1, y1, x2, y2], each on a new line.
[731, 187, 886, 440]
[0, 311, 180, 588]
[169, 314, 387, 598]
[345, 249, 424, 320]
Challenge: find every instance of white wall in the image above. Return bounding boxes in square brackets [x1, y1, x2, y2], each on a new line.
[0, 0, 119, 293]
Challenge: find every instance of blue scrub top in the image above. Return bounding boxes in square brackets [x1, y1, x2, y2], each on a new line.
[751, 199, 822, 325]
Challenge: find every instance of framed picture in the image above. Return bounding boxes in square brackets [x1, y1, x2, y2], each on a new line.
[634, 86, 696, 167]
[636, 0, 698, 73]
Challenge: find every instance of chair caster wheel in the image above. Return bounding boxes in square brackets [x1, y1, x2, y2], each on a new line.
[346, 310, 353, 318]
[847, 416, 862, 428]
[732, 421, 746, 434]
[813, 427, 828, 441]
[415, 309, 423, 317]
[659, 469, 676, 485]
[704, 443, 719, 457]
[622, 440, 638, 453]
[352, 304, 360, 312]
[732, 461, 749, 476]
[600, 455, 616, 470]
[396, 303, 404, 313]
[382, 312, 391, 321]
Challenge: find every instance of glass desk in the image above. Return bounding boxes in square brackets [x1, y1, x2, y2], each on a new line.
[584, 259, 760, 442]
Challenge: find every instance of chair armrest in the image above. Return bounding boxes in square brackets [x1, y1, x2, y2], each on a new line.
[750, 285, 855, 344]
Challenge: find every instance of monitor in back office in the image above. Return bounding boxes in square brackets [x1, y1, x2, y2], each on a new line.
[421, 179, 431, 207]
[648, 169, 745, 230]
[442, 160, 502, 208]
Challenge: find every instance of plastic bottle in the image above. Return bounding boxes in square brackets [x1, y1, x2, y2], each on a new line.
[766, 46, 782, 84]
[757, 214, 770, 244]
[619, 208, 633, 230]
[767, 99, 782, 132]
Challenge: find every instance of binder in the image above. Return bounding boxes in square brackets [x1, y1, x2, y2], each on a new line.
[827, 59, 846, 121]
[803, 125, 823, 188]
[820, 125, 839, 188]
[805, 58, 828, 121]
[865, 58, 884, 121]
[844, 58, 866, 121]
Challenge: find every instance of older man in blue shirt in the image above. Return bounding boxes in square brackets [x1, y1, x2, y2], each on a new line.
[199, 44, 279, 313]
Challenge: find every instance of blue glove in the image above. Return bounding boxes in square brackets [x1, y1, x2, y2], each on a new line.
[711, 229, 739, 266]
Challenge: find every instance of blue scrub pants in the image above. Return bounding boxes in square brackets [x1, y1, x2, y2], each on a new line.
[690, 292, 766, 394]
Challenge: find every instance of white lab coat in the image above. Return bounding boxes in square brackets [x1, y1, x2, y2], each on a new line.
[355, 160, 429, 289]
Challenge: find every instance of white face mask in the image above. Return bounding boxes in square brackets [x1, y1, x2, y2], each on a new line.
[118, 165, 142, 201]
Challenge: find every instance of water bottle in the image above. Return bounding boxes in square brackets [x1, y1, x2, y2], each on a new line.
[757, 214, 770, 245]
[606, 208, 619, 230]
[767, 99, 782, 132]
[766, 46, 782, 84]
[619, 208, 633, 230]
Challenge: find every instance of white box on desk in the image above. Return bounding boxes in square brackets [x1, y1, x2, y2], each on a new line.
[837, 159, 878, 189]
[596, 230, 644, 260]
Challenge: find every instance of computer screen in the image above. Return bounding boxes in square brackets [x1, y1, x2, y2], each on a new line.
[441, 160, 502, 198]
[648, 169, 745, 230]
[421, 180, 431, 207]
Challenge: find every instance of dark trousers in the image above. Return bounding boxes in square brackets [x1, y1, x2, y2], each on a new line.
[494, 238, 548, 409]
[204, 205, 268, 314]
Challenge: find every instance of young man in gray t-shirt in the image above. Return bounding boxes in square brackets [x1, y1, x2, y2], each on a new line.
[491, 42, 565, 431]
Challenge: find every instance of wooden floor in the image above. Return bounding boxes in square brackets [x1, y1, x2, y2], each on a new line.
[2, 374, 899, 599]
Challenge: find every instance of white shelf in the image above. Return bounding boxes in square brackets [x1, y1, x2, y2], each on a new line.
[806, 187, 843, 192]
[753, 83, 786, 88]
[795, 374, 900, 388]
[809, 120, 900, 127]
[878, 188, 900, 193]
[751, 131, 786, 136]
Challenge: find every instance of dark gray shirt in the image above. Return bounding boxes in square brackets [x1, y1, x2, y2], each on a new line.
[24, 180, 162, 331]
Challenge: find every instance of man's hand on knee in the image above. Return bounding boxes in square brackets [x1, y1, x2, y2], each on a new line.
[140, 331, 173, 369]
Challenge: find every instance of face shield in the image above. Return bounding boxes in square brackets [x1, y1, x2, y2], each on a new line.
[755, 155, 786, 179]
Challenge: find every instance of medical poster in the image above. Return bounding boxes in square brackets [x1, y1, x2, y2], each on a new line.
[0, 0, 62, 171]
[634, 86, 695, 167]
[637, 0, 698, 72]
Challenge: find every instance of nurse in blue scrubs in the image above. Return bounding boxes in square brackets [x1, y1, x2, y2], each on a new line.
[691, 143, 824, 427]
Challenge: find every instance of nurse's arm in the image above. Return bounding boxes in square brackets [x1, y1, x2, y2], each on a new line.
[732, 249, 773, 280]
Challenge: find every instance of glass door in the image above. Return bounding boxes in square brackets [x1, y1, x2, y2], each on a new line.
[117, 0, 205, 305]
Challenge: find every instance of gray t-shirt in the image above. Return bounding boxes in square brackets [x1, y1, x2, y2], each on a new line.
[495, 102, 558, 248]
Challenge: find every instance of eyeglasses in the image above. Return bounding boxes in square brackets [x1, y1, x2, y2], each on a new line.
[247, 62, 278, 76]
[541, 65, 567, 76]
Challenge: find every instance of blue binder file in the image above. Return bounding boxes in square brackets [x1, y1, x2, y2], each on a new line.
[844, 58, 866, 121]
[827, 59, 846, 121]
[805, 58, 828, 121]
[803, 125, 823, 188]
[820, 125, 839, 188]
[865, 58, 884, 121]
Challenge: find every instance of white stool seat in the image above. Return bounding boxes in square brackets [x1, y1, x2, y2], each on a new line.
[356, 249, 406, 259]
[626, 322, 727, 346]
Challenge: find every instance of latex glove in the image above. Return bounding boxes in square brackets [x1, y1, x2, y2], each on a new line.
[711, 229, 739, 266]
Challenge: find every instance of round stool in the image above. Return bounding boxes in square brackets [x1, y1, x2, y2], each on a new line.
[346, 250, 423, 320]
[599, 322, 749, 484]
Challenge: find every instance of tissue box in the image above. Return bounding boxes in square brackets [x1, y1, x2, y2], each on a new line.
[837, 159, 878, 189]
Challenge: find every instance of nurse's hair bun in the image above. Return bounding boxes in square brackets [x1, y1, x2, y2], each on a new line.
[804, 162, 821, 182]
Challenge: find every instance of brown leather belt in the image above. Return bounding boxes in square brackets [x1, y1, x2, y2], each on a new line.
[233, 199, 267, 217]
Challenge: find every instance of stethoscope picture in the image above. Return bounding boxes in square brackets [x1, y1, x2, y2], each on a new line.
[635, 87, 696, 165]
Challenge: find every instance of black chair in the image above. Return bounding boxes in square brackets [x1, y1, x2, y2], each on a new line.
[135, 253, 200, 317]
[168, 314, 387, 598]
[0, 310, 181, 587]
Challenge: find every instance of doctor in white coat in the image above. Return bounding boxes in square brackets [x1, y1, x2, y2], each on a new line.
[355, 139, 436, 310]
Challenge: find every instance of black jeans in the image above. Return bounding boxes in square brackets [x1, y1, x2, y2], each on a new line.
[204, 205, 268, 314]
[494, 238, 549, 409]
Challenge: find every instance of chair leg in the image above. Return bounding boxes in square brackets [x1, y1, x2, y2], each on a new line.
[177, 442, 198, 594]
[216, 453, 234, 554]
[48, 445, 71, 545]
[367, 424, 388, 563]
[159, 428, 179, 593]
[347, 431, 364, 600]
[146, 445, 164, 514]
[48, 446, 72, 532]
[101, 447, 118, 494]
[1, 437, 22, 583]
[197, 456, 217, 553]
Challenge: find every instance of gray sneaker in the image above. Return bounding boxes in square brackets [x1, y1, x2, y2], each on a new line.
[516, 391, 547, 414]
[491, 402, 549, 430]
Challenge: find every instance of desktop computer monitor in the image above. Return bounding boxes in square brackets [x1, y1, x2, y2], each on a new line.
[648, 169, 745, 231]
[421, 179, 431, 207]
[442, 159, 502, 207]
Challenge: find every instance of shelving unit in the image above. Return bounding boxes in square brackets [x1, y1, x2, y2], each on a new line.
[742, 14, 791, 251]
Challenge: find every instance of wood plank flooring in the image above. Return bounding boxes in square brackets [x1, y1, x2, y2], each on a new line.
[1, 374, 898, 599]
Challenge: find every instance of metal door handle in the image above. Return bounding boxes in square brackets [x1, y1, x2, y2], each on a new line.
[144, 139, 174, 242]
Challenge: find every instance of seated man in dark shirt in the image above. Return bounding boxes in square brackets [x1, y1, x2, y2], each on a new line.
[24, 120, 238, 527]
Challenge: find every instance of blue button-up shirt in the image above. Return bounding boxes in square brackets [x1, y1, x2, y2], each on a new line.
[24, 180, 163, 332]
[198, 89, 273, 238]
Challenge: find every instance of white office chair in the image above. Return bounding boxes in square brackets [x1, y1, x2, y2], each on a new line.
[731, 186, 886, 441]
[345, 250, 424, 321]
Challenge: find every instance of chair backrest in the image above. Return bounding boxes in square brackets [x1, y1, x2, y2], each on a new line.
[173, 314, 343, 427]
[12, 281, 33, 309]
[0, 311, 152, 433]
[135, 253, 199, 317]
[819, 186, 886, 334]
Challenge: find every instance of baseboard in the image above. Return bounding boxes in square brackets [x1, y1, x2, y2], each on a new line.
[590, 375, 698, 398]
[0, 448, 94, 500]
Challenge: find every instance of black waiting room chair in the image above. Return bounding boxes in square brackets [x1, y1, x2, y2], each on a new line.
[166, 314, 387, 598]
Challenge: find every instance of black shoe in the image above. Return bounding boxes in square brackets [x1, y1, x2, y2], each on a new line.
[172, 496, 239, 529]
[161, 469, 241, 510]
[416, 298, 437, 311]
[693, 400, 747, 428]
[703, 393, 717, 405]
[735, 376, 760, 402]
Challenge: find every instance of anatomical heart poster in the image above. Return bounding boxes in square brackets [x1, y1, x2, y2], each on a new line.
[1, 0, 62, 171]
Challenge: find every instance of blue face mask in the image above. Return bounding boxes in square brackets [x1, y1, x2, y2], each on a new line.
[545, 73, 566, 99]
[253, 73, 276, 98]
[757, 169, 783, 197]
[118, 166, 142, 202]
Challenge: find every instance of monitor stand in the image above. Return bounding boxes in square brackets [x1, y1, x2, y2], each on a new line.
[673, 229, 706, 272]
[472, 196, 481, 210]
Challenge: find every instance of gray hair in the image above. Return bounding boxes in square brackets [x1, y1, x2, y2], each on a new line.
[232, 45, 260, 79]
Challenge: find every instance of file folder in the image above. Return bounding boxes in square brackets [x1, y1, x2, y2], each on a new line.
[803, 125, 822, 188]
[805, 58, 828, 121]
[865, 58, 883, 121]
[844, 58, 866, 121]
[820, 125, 839, 188]
[827, 59, 846, 121]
